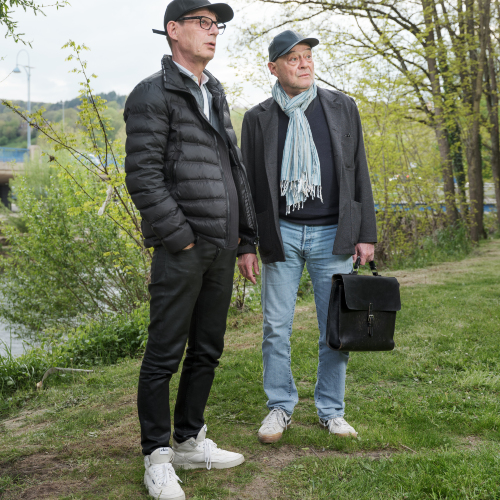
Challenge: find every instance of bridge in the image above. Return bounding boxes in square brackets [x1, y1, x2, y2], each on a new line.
[0, 147, 36, 207]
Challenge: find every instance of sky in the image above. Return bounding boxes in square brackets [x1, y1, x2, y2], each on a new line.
[0, 0, 272, 106]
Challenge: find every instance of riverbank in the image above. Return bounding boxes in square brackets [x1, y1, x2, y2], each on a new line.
[0, 240, 499, 499]
[0, 322, 26, 358]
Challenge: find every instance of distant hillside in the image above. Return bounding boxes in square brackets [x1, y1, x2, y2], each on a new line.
[0, 92, 127, 148]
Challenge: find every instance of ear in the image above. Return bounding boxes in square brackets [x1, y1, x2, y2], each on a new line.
[167, 21, 179, 41]
[268, 62, 278, 78]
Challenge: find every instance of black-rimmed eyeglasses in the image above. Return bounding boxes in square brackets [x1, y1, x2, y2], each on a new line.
[178, 16, 226, 34]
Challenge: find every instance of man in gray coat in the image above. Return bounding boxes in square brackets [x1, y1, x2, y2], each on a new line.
[238, 30, 377, 443]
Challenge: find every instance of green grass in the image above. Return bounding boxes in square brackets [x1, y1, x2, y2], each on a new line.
[0, 240, 499, 499]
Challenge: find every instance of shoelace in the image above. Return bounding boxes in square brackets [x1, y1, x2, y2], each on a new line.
[203, 438, 218, 470]
[151, 462, 182, 486]
[262, 408, 289, 431]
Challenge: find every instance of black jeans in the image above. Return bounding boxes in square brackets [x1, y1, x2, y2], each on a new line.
[138, 237, 237, 456]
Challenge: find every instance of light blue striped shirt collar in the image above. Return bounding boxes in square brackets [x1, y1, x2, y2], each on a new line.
[173, 60, 210, 118]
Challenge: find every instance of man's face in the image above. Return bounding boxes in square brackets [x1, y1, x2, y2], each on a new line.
[268, 44, 315, 96]
[167, 8, 219, 63]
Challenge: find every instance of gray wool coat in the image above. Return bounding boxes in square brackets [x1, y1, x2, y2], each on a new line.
[237, 86, 378, 265]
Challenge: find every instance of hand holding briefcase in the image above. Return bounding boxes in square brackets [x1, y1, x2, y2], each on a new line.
[326, 258, 401, 352]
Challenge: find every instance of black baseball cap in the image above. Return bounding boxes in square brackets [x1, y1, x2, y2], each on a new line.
[153, 0, 234, 36]
[268, 30, 319, 62]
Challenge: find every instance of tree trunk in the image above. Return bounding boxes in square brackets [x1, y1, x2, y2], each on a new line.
[449, 124, 468, 218]
[486, 8, 500, 227]
[462, 0, 489, 241]
[421, 0, 459, 224]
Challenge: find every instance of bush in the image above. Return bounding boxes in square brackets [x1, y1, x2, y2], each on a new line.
[0, 42, 150, 334]
[387, 221, 473, 270]
[0, 153, 150, 333]
[0, 304, 149, 396]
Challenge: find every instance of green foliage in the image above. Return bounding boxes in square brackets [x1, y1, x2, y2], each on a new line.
[0, 0, 69, 45]
[354, 69, 474, 265]
[0, 42, 150, 334]
[0, 93, 127, 148]
[2, 242, 500, 498]
[390, 221, 472, 270]
[0, 304, 148, 396]
[228, 6, 491, 255]
[0, 152, 149, 332]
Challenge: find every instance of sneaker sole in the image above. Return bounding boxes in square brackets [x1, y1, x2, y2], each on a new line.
[173, 455, 245, 470]
[144, 473, 186, 500]
[258, 431, 284, 444]
[319, 423, 358, 438]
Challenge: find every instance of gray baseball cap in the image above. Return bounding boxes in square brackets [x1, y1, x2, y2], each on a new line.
[268, 30, 319, 62]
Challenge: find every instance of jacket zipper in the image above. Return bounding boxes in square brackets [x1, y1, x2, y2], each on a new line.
[228, 146, 259, 246]
[167, 85, 255, 247]
[172, 160, 178, 186]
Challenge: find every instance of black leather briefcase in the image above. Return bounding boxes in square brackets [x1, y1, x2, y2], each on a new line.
[326, 259, 401, 352]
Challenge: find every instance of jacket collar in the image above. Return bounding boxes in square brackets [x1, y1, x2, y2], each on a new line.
[161, 55, 224, 97]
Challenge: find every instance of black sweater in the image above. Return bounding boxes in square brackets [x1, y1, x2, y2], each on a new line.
[277, 95, 340, 226]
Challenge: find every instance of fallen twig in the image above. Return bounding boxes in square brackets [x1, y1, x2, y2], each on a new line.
[310, 446, 323, 460]
[36, 367, 94, 390]
[401, 444, 418, 454]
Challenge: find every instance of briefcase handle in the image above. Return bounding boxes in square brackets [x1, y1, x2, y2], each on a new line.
[353, 257, 380, 276]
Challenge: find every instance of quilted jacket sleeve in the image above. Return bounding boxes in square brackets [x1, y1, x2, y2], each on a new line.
[237, 111, 258, 256]
[124, 81, 195, 253]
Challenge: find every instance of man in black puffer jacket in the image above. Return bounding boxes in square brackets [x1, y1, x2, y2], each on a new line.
[124, 1, 257, 498]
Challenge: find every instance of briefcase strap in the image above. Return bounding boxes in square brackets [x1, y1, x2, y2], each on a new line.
[353, 257, 380, 276]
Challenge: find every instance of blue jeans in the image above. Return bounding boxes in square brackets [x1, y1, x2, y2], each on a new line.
[261, 219, 352, 421]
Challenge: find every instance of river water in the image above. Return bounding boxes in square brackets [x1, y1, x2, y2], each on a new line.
[0, 320, 29, 358]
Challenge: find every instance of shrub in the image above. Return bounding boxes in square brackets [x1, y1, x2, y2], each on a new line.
[0, 304, 149, 396]
[0, 154, 150, 333]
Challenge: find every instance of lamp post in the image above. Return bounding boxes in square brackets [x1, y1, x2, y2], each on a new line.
[13, 50, 33, 149]
[61, 100, 65, 132]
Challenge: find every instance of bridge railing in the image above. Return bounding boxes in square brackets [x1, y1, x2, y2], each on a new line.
[0, 148, 29, 163]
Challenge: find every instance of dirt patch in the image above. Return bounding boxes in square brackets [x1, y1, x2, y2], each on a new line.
[2, 410, 50, 432]
[8, 480, 85, 500]
[5, 453, 75, 480]
[233, 474, 280, 500]
[65, 414, 141, 458]
[225, 328, 262, 351]
[246, 444, 395, 470]
[460, 435, 483, 449]
[232, 445, 396, 499]
[114, 393, 137, 408]
[295, 305, 315, 313]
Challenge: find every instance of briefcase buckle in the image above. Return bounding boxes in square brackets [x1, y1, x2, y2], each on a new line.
[368, 303, 374, 337]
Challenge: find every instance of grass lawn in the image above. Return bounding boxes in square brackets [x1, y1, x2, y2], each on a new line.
[0, 241, 499, 499]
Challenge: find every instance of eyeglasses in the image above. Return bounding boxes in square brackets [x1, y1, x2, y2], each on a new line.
[178, 16, 226, 34]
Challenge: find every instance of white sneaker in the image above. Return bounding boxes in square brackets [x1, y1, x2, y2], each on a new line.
[172, 425, 244, 470]
[258, 408, 291, 444]
[144, 447, 185, 500]
[320, 417, 358, 437]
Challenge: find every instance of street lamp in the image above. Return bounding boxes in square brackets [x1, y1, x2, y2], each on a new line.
[12, 50, 33, 149]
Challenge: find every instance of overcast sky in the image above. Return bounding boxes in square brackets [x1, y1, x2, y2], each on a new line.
[0, 0, 272, 106]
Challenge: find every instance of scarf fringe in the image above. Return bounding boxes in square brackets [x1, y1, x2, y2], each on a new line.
[281, 181, 323, 215]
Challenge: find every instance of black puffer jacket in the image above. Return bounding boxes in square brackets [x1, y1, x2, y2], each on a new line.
[124, 56, 258, 253]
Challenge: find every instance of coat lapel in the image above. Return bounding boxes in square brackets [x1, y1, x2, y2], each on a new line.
[318, 87, 343, 186]
[258, 100, 280, 219]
